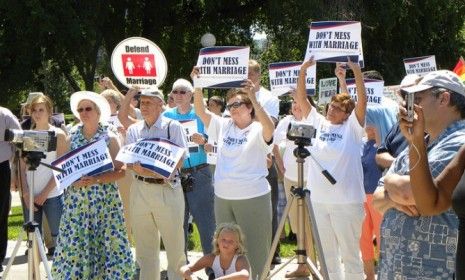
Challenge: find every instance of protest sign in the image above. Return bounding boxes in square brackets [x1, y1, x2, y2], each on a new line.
[206, 141, 218, 165]
[318, 77, 338, 105]
[111, 37, 168, 89]
[346, 78, 385, 106]
[403, 55, 437, 76]
[193, 46, 249, 88]
[116, 138, 185, 178]
[268, 62, 316, 96]
[179, 119, 199, 151]
[305, 21, 362, 64]
[52, 138, 113, 189]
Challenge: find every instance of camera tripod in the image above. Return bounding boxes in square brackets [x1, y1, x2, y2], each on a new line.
[261, 143, 335, 280]
[2, 152, 62, 280]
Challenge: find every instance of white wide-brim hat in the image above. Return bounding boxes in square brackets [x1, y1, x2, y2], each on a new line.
[70, 91, 111, 123]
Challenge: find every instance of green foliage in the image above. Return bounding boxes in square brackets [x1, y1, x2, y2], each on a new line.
[0, 0, 464, 112]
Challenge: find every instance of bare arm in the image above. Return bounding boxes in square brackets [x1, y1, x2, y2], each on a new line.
[295, 58, 316, 118]
[118, 87, 139, 129]
[373, 186, 419, 217]
[179, 254, 214, 280]
[346, 60, 366, 126]
[335, 63, 348, 94]
[375, 152, 395, 169]
[400, 105, 464, 215]
[244, 80, 274, 142]
[191, 67, 213, 127]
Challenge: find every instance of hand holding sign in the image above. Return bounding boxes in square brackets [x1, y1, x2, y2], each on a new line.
[132, 161, 167, 180]
[301, 56, 316, 71]
[335, 63, 346, 80]
[73, 175, 100, 188]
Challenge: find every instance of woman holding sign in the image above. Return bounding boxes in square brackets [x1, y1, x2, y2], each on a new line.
[19, 95, 67, 256]
[191, 67, 275, 279]
[52, 91, 134, 279]
[295, 57, 367, 280]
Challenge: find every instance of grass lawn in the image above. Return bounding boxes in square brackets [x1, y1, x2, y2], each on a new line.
[8, 206, 26, 241]
[8, 205, 298, 258]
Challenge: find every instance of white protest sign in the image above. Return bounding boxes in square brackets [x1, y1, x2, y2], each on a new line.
[111, 37, 168, 89]
[346, 79, 385, 106]
[116, 138, 184, 178]
[403, 55, 437, 77]
[318, 77, 338, 105]
[179, 120, 199, 149]
[305, 21, 362, 64]
[268, 62, 316, 96]
[194, 46, 249, 88]
[52, 138, 113, 189]
[206, 141, 218, 165]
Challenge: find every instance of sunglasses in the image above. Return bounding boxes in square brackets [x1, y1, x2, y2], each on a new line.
[172, 90, 187, 95]
[226, 101, 246, 110]
[77, 106, 93, 113]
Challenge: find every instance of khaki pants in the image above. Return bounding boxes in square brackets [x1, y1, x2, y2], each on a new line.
[283, 177, 316, 262]
[130, 179, 186, 280]
[117, 172, 133, 243]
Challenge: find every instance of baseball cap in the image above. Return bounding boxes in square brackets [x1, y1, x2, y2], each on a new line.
[402, 70, 465, 96]
[140, 88, 164, 102]
[400, 74, 421, 88]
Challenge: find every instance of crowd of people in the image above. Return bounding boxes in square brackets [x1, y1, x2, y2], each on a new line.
[0, 54, 464, 280]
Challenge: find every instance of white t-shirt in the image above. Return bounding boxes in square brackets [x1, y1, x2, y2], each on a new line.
[26, 126, 64, 198]
[256, 87, 279, 121]
[273, 115, 309, 182]
[304, 108, 365, 204]
[208, 115, 270, 200]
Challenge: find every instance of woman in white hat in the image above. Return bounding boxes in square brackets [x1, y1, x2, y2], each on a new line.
[52, 91, 134, 279]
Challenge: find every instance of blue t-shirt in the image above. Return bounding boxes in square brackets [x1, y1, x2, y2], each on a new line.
[362, 139, 382, 194]
[163, 107, 207, 168]
[377, 123, 408, 159]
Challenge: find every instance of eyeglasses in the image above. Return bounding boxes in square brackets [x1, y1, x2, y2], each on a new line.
[226, 101, 246, 110]
[77, 106, 93, 113]
[172, 90, 187, 95]
[329, 103, 346, 113]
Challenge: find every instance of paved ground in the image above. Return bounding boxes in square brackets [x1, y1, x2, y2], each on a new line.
[3, 192, 310, 280]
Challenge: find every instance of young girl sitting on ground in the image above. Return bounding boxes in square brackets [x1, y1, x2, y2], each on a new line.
[180, 223, 251, 280]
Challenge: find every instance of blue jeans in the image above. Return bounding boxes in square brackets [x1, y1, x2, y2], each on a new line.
[183, 165, 216, 256]
[23, 194, 64, 248]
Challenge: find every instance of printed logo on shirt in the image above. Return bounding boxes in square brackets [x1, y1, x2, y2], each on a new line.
[319, 132, 343, 143]
[223, 136, 248, 146]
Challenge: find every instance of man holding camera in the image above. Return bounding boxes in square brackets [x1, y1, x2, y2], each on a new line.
[123, 88, 189, 280]
[0, 106, 21, 272]
[163, 79, 216, 272]
[373, 70, 465, 279]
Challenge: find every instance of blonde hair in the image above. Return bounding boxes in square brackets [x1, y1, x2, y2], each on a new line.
[101, 89, 123, 110]
[212, 223, 246, 256]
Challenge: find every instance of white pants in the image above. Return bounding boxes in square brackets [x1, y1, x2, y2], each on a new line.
[312, 202, 365, 280]
[130, 179, 186, 280]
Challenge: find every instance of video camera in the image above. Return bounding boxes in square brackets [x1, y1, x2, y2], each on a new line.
[287, 121, 316, 146]
[4, 129, 57, 153]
